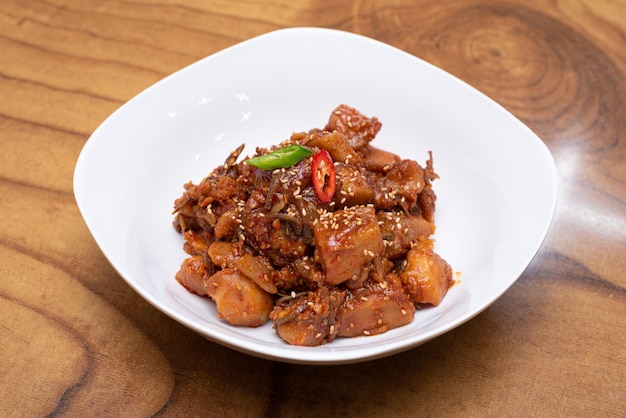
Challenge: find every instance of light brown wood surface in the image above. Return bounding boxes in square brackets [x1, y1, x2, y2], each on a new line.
[2, 0, 625, 416]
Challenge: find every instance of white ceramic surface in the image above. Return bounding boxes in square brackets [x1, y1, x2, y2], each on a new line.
[73, 27, 558, 364]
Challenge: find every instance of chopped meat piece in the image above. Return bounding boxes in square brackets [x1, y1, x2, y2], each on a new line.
[325, 104, 382, 150]
[267, 227, 308, 261]
[271, 286, 346, 346]
[378, 211, 435, 259]
[306, 130, 361, 165]
[359, 145, 401, 172]
[213, 208, 238, 240]
[181, 230, 212, 257]
[272, 264, 308, 290]
[210, 175, 242, 202]
[418, 186, 437, 223]
[376, 159, 425, 210]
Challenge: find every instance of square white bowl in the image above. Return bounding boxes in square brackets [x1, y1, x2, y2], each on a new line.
[74, 27, 558, 364]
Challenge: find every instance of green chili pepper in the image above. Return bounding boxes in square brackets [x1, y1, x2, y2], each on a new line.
[245, 144, 313, 170]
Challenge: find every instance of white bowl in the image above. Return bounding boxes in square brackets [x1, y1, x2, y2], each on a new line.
[74, 27, 558, 364]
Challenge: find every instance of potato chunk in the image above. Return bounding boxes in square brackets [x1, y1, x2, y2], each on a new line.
[175, 255, 210, 296]
[400, 243, 453, 306]
[313, 206, 383, 285]
[205, 268, 274, 327]
[337, 275, 415, 337]
[234, 253, 278, 294]
[207, 241, 240, 268]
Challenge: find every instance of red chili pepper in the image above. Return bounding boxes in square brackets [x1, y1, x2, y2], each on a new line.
[311, 149, 336, 203]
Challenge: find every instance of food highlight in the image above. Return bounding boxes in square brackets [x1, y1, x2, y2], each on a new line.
[172, 104, 453, 346]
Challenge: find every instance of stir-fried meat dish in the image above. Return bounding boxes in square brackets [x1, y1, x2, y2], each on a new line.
[172, 104, 453, 346]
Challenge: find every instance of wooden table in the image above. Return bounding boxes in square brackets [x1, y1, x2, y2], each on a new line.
[2, 0, 625, 416]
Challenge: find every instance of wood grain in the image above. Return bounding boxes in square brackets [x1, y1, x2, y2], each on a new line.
[1, 0, 624, 416]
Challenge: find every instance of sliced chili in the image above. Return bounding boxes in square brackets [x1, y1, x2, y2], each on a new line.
[311, 149, 336, 203]
[246, 144, 313, 170]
